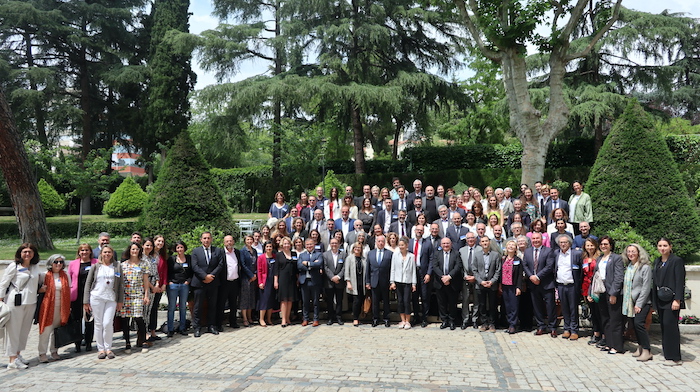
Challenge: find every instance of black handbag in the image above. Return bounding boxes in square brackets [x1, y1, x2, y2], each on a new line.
[657, 286, 675, 302]
[54, 317, 82, 347]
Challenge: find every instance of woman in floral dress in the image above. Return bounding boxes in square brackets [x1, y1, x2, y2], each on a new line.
[118, 242, 151, 354]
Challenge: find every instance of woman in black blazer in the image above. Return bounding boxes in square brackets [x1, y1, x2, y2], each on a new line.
[595, 236, 625, 354]
[653, 238, 685, 366]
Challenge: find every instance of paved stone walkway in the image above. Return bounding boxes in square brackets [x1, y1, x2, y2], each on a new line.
[1, 316, 698, 391]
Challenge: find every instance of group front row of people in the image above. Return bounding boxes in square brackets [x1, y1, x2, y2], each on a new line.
[0, 231, 686, 369]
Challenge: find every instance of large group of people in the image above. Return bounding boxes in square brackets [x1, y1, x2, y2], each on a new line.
[0, 179, 687, 369]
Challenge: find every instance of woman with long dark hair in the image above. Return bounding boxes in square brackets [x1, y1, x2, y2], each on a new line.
[166, 241, 192, 337]
[118, 242, 151, 354]
[653, 238, 685, 366]
[68, 243, 98, 353]
[595, 236, 624, 355]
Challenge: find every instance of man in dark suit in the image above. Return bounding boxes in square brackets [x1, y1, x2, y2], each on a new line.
[298, 239, 324, 326]
[554, 235, 583, 340]
[93, 232, 110, 258]
[446, 195, 466, 219]
[323, 238, 346, 325]
[427, 223, 442, 253]
[191, 231, 225, 337]
[389, 209, 412, 238]
[432, 237, 462, 330]
[409, 225, 433, 327]
[433, 205, 451, 238]
[522, 232, 557, 336]
[406, 179, 425, 209]
[354, 184, 376, 208]
[394, 186, 411, 212]
[473, 236, 502, 332]
[301, 195, 319, 222]
[407, 197, 425, 226]
[445, 212, 468, 250]
[216, 235, 242, 330]
[421, 186, 443, 223]
[543, 187, 569, 224]
[367, 224, 384, 250]
[459, 232, 480, 329]
[334, 206, 355, 239]
[374, 199, 397, 234]
[365, 235, 393, 327]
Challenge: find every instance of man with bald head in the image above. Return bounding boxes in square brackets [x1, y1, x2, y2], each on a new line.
[421, 186, 443, 222]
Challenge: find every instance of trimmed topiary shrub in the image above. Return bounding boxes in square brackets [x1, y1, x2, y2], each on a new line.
[103, 177, 148, 218]
[587, 100, 700, 258]
[38, 178, 65, 216]
[139, 132, 236, 244]
[313, 170, 349, 198]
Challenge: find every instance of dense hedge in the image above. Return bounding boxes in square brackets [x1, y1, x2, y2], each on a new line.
[0, 219, 137, 239]
[103, 176, 148, 218]
[587, 101, 700, 258]
[139, 132, 235, 244]
[38, 178, 65, 216]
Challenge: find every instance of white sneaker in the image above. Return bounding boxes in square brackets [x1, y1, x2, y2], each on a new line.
[403, 324, 411, 330]
[7, 359, 28, 369]
[15, 354, 28, 365]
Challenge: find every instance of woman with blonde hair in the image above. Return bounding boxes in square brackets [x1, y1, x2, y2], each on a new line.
[622, 243, 653, 362]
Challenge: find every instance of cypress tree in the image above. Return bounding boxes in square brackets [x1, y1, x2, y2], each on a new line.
[139, 132, 235, 242]
[586, 100, 700, 257]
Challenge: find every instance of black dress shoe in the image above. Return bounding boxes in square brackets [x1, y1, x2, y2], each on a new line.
[216, 325, 224, 332]
[208, 326, 219, 335]
[167, 331, 174, 338]
[194, 329, 201, 338]
[85, 345, 93, 352]
[230, 323, 240, 329]
[421, 321, 428, 328]
[372, 320, 379, 327]
[384, 320, 390, 328]
[327, 320, 334, 326]
[450, 323, 456, 330]
[336, 319, 344, 325]
[461, 322, 468, 330]
[440, 322, 449, 329]
[179, 330, 188, 336]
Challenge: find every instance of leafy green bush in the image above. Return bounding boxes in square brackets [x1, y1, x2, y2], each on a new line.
[0, 219, 137, 239]
[178, 225, 230, 254]
[102, 177, 148, 218]
[139, 132, 236, 245]
[587, 100, 700, 258]
[666, 135, 700, 165]
[38, 178, 65, 216]
[606, 222, 660, 261]
[313, 170, 348, 198]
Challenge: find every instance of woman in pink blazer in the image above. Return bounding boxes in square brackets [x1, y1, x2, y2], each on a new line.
[68, 243, 99, 352]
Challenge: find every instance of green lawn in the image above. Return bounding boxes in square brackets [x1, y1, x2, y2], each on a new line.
[0, 213, 268, 260]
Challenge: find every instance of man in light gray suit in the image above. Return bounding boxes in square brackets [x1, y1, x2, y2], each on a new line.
[306, 209, 326, 233]
[320, 219, 335, 249]
[459, 232, 481, 329]
[473, 236, 502, 332]
[345, 220, 365, 248]
[323, 238, 346, 325]
[433, 205, 451, 239]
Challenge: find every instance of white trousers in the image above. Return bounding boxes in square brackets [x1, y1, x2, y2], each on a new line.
[38, 297, 62, 355]
[90, 298, 117, 352]
[5, 302, 36, 357]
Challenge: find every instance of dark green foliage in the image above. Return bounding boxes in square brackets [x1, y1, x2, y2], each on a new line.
[313, 171, 348, 198]
[606, 222, 660, 261]
[587, 100, 700, 258]
[0, 219, 137, 239]
[211, 166, 271, 214]
[139, 132, 235, 244]
[103, 177, 148, 218]
[179, 225, 229, 254]
[38, 178, 65, 216]
[667, 135, 700, 165]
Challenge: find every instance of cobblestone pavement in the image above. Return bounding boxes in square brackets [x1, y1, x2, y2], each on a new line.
[1, 315, 698, 391]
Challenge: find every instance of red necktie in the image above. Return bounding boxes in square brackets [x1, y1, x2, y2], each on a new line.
[329, 202, 334, 219]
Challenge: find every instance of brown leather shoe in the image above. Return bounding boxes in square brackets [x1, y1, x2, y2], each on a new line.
[301, 320, 309, 326]
[569, 333, 579, 341]
[535, 329, 546, 336]
[312, 321, 320, 327]
[561, 331, 571, 339]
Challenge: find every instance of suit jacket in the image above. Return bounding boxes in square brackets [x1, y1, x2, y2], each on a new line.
[409, 237, 433, 278]
[334, 218, 355, 233]
[406, 209, 425, 226]
[568, 192, 593, 223]
[374, 209, 398, 233]
[191, 245, 225, 288]
[553, 249, 583, 294]
[306, 218, 326, 233]
[389, 220, 413, 238]
[221, 248, 242, 283]
[445, 225, 469, 250]
[365, 248, 393, 288]
[406, 191, 425, 210]
[652, 254, 685, 310]
[354, 195, 377, 208]
[394, 197, 411, 212]
[301, 206, 318, 223]
[431, 249, 462, 291]
[322, 250, 346, 289]
[522, 246, 556, 290]
[544, 199, 570, 224]
[433, 218, 452, 239]
[421, 196, 444, 222]
[594, 253, 624, 297]
[345, 230, 364, 249]
[320, 229, 332, 249]
[297, 250, 324, 286]
[458, 245, 482, 277]
[473, 249, 502, 290]
[447, 207, 467, 219]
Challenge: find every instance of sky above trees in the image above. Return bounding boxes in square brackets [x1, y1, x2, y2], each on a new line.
[187, 0, 700, 90]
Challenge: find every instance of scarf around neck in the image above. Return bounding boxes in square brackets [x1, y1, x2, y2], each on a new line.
[39, 270, 71, 333]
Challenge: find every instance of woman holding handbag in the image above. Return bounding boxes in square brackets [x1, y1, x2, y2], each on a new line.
[653, 238, 685, 366]
[345, 242, 368, 326]
[84, 245, 124, 360]
[0, 243, 43, 369]
[37, 254, 71, 363]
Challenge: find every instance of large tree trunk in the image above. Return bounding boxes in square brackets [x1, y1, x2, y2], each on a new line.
[351, 105, 366, 174]
[0, 88, 54, 249]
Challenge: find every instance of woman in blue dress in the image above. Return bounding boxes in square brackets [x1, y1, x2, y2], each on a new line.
[268, 192, 290, 219]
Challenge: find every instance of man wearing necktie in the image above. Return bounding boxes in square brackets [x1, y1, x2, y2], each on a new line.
[389, 210, 412, 239]
[445, 212, 468, 250]
[409, 226, 433, 327]
[365, 235, 393, 327]
[432, 237, 461, 330]
[191, 232, 225, 337]
[459, 232, 480, 329]
[522, 232, 556, 336]
[323, 238, 346, 325]
[474, 237, 502, 332]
